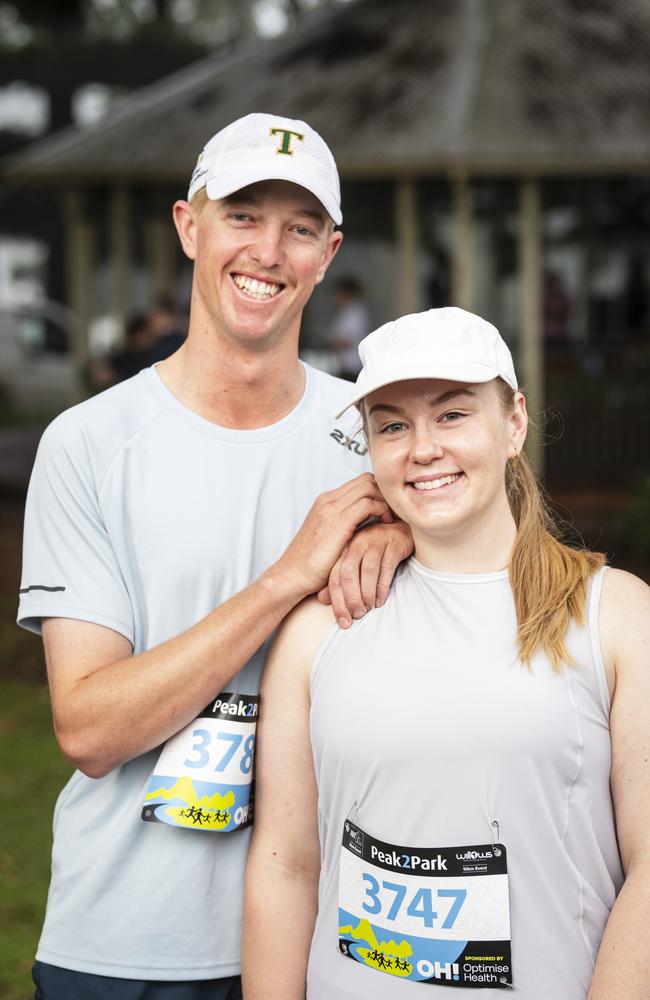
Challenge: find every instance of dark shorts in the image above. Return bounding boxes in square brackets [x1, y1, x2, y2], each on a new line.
[32, 962, 242, 1000]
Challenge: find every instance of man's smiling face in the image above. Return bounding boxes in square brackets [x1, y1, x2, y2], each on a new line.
[179, 179, 342, 353]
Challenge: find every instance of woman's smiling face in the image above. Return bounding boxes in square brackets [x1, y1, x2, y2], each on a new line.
[365, 378, 527, 552]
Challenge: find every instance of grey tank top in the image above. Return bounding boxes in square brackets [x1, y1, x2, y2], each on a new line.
[307, 560, 622, 999]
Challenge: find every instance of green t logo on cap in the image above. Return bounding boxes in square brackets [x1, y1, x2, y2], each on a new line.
[270, 128, 305, 156]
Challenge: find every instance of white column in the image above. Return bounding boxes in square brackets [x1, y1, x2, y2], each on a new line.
[395, 178, 422, 316]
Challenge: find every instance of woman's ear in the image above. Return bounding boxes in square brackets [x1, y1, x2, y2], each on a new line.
[508, 391, 528, 459]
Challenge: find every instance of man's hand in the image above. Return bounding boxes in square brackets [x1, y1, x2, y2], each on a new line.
[271, 474, 392, 604]
[317, 519, 414, 627]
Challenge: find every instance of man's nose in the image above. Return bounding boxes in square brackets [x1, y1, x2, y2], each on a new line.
[248, 225, 284, 270]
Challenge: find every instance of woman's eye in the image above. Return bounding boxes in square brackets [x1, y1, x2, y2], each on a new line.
[440, 410, 465, 422]
[380, 422, 406, 434]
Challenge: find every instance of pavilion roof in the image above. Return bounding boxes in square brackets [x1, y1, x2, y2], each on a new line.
[6, 0, 650, 183]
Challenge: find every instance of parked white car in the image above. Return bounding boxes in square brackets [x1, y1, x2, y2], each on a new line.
[0, 300, 78, 413]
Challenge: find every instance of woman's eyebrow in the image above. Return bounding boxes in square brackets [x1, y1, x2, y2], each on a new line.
[367, 403, 404, 417]
[368, 388, 477, 418]
[433, 388, 477, 405]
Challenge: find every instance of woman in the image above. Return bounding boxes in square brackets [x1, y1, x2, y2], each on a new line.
[243, 307, 650, 999]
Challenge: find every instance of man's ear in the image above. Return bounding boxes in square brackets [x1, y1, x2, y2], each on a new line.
[315, 229, 343, 285]
[172, 200, 198, 262]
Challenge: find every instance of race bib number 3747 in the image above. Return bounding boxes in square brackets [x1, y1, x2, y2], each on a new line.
[338, 820, 512, 988]
[141, 692, 257, 832]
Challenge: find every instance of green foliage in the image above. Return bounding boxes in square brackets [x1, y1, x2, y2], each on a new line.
[0, 0, 253, 49]
[0, 682, 73, 1000]
[625, 474, 650, 560]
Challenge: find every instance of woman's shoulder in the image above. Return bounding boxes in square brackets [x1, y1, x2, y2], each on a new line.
[600, 567, 650, 617]
[280, 595, 338, 645]
[265, 597, 338, 685]
[599, 567, 650, 678]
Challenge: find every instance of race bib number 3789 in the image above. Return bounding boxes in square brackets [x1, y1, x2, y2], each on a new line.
[141, 692, 257, 832]
[338, 820, 512, 988]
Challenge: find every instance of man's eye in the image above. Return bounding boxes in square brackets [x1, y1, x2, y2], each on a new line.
[230, 212, 253, 223]
[293, 225, 315, 237]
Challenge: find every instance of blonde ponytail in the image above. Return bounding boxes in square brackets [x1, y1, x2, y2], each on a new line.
[498, 381, 605, 670]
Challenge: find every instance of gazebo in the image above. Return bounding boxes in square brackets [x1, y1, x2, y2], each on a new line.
[6, 0, 650, 469]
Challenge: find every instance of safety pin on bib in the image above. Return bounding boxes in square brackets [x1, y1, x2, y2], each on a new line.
[346, 801, 360, 824]
[491, 819, 502, 857]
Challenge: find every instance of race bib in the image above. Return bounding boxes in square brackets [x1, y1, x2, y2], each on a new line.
[339, 819, 512, 988]
[141, 692, 257, 832]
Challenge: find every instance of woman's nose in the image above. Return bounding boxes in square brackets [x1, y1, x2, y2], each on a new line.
[410, 428, 444, 464]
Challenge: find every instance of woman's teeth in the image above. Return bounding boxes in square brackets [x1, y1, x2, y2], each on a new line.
[412, 473, 462, 491]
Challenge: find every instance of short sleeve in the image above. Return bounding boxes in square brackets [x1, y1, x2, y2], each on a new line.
[17, 415, 134, 643]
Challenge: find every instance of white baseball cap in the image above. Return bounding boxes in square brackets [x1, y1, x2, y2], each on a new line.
[335, 307, 518, 417]
[188, 112, 342, 225]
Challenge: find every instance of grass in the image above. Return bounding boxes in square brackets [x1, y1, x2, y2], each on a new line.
[0, 681, 72, 1000]
[0, 501, 73, 999]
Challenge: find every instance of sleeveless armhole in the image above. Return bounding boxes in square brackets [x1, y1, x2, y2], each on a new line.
[587, 565, 610, 718]
[310, 609, 380, 695]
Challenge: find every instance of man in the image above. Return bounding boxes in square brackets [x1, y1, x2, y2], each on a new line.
[18, 113, 412, 999]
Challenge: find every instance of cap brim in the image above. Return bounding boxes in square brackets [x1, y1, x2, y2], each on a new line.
[204, 164, 342, 226]
[334, 362, 515, 418]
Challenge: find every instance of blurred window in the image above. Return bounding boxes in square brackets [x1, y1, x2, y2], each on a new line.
[18, 316, 69, 356]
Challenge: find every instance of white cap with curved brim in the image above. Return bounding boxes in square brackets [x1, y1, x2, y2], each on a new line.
[188, 112, 342, 226]
[335, 307, 518, 418]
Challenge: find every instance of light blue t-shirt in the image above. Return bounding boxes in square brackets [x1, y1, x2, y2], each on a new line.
[18, 363, 369, 980]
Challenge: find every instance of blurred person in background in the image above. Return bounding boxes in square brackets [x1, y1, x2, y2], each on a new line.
[328, 275, 370, 381]
[18, 113, 412, 1000]
[89, 311, 152, 390]
[91, 299, 187, 391]
[145, 296, 187, 363]
[244, 307, 649, 1000]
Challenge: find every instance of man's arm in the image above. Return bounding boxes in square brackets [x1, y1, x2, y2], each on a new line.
[587, 569, 650, 999]
[44, 473, 389, 778]
[243, 598, 331, 1000]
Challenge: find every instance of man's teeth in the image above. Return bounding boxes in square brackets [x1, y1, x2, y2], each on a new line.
[233, 274, 282, 299]
[412, 474, 461, 491]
